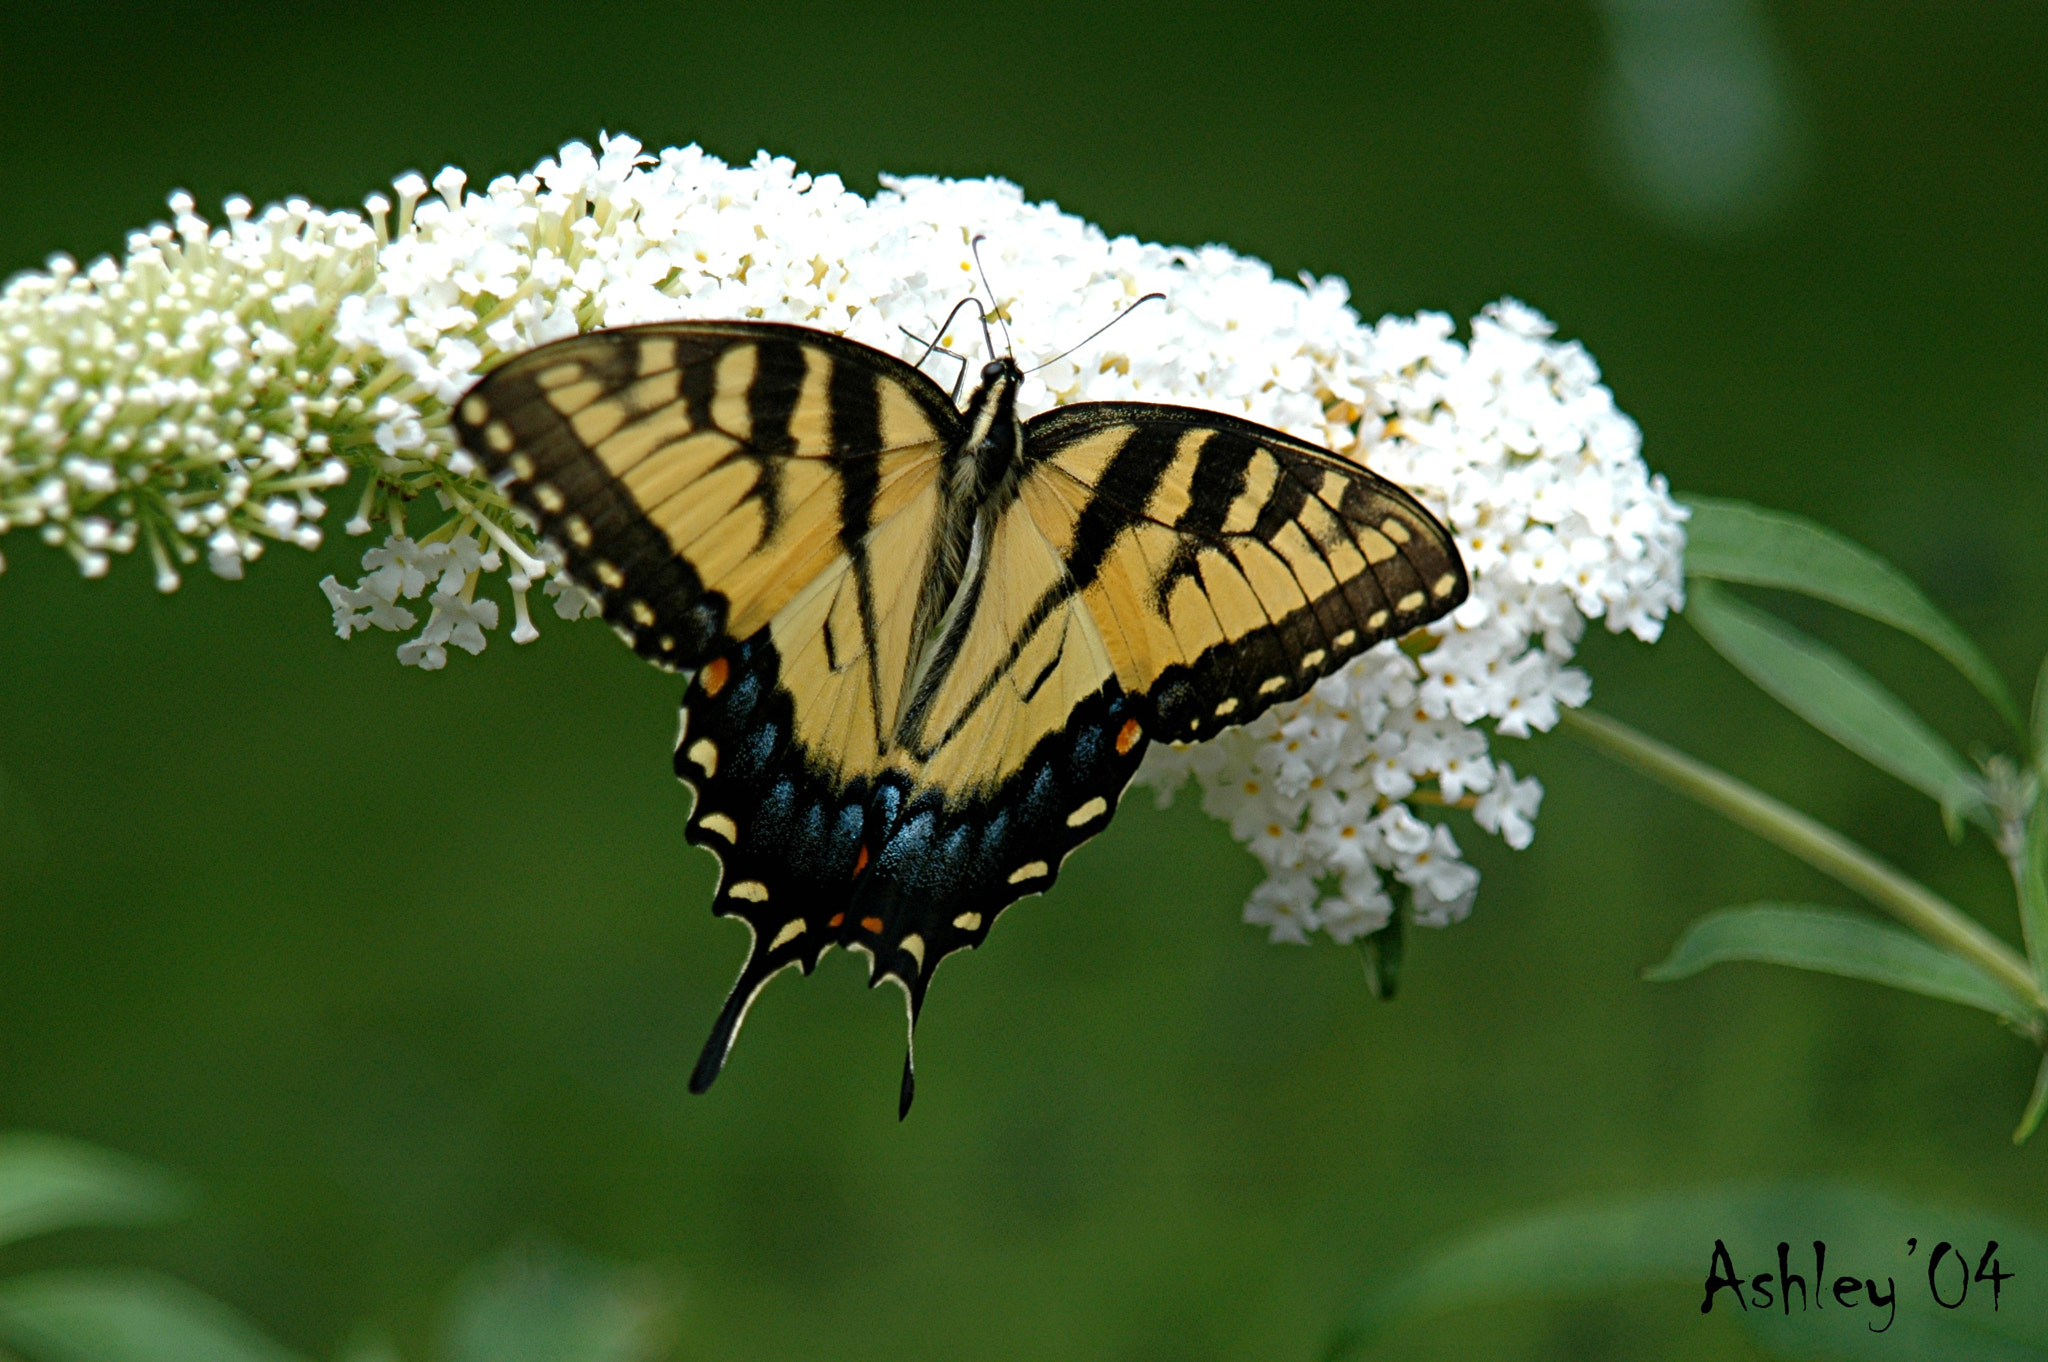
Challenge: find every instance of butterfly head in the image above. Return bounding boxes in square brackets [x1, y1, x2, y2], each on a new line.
[958, 355, 1026, 485]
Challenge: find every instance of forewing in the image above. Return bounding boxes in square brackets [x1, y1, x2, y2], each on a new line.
[453, 321, 960, 669]
[1024, 403, 1468, 742]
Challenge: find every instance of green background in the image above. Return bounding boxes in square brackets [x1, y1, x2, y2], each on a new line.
[2, 1, 2045, 1357]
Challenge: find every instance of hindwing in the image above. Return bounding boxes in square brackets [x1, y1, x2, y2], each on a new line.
[679, 469, 1151, 1117]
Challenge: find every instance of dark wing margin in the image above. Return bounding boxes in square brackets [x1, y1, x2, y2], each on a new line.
[452, 321, 961, 671]
[1023, 402, 1468, 743]
[675, 628, 1148, 1117]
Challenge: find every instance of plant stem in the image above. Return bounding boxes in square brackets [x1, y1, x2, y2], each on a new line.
[2018, 1051, 2048, 1145]
[1559, 706, 2047, 1019]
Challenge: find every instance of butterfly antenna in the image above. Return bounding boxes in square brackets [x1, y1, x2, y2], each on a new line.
[909, 296, 987, 370]
[905, 298, 990, 401]
[1023, 292, 1167, 375]
[970, 234, 1014, 358]
[899, 324, 970, 400]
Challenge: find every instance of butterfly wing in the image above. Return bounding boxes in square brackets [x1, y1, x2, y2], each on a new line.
[455, 324, 972, 1107]
[679, 463, 1149, 1117]
[458, 332, 1468, 1118]
[814, 405, 1468, 1112]
[453, 321, 962, 670]
[1022, 403, 1469, 742]
[846, 488, 1151, 1112]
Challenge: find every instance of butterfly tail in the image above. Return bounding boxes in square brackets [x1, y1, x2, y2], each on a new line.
[689, 948, 785, 1095]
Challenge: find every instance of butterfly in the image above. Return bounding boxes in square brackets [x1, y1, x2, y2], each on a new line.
[454, 316, 1467, 1115]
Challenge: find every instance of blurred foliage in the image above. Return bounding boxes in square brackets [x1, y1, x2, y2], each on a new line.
[0, 1134, 678, 1362]
[1571, 499, 2048, 1134]
[2, 2, 2045, 1360]
[0, 1130, 301, 1362]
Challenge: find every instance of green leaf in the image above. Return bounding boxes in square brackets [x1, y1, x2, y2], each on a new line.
[0, 1135, 192, 1250]
[439, 1242, 680, 1362]
[1358, 896, 1404, 1001]
[2032, 651, 2048, 777]
[2021, 785, 2048, 994]
[2018, 1050, 2048, 1146]
[1645, 903, 2036, 1024]
[0, 1270, 306, 1362]
[1681, 495, 2021, 732]
[1325, 1183, 2048, 1361]
[1686, 579, 1989, 831]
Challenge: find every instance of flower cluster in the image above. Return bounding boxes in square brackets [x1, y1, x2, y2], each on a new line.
[1137, 302, 1686, 941]
[0, 194, 371, 587]
[0, 134, 1686, 936]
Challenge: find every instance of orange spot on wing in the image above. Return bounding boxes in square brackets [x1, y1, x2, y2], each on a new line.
[700, 657, 730, 696]
[1115, 718, 1142, 755]
[852, 844, 869, 877]
[860, 916, 884, 935]
[828, 912, 845, 928]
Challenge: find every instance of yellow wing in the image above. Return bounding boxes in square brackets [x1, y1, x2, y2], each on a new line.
[454, 321, 962, 671]
[1021, 403, 1469, 743]
[674, 459, 1150, 1114]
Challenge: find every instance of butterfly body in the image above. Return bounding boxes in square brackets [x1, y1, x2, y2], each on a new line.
[455, 320, 1467, 1114]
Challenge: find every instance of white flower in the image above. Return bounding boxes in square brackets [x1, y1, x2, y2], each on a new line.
[320, 574, 417, 638]
[1474, 761, 1545, 850]
[1318, 870, 1396, 944]
[1245, 874, 1321, 945]
[1, 134, 1686, 944]
[360, 537, 434, 602]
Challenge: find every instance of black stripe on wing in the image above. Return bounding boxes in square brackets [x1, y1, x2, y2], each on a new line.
[453, 322, 960, 671]
[1027, 402, 1468, 742]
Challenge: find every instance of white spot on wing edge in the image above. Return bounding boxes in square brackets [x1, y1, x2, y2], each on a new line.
[953, 911, 983, 930]
[1007, 860, 1050, 884]
[729, 880, 769, 902]
[901, 933, 925, 968]
[687, 738, 718, 776]
[770, 917, 806, 949]
[697, 812, 738, 842]
[1065, 797, 1108, 828]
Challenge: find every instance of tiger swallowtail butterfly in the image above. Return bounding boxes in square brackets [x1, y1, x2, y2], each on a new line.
[455, 319, 1466, 1116]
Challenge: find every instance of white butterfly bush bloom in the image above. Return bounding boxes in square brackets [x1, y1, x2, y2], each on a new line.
[1138, 302, 1686, 941]
[0, 133, 1686, 938]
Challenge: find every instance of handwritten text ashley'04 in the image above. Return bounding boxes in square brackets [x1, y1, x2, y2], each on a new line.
[1703, 1238, 2010, 1332]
